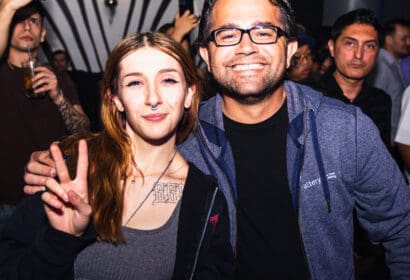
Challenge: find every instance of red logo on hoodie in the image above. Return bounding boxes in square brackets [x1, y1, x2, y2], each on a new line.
[209, 214, 219, 233]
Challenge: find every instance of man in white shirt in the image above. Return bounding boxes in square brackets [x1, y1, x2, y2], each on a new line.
[395, 86, 410, 183]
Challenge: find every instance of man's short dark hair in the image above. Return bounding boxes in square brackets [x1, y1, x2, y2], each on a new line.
[52, 49, 70, 62]
[11, 1, 46, 27]
[330, 9, 382, 44]
[383, 19, 410, 43]
[197, 0, 297, 47]
[6, 1, 46, 54]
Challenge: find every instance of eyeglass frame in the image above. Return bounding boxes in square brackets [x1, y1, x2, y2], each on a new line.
[207, 24, 289, 47]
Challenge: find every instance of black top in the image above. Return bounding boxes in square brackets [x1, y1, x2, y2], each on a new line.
[0, 163, 233, 279]
[224, 101, 309, 279]
[316, 73, 392, 149]
[0, 61, 80, 205]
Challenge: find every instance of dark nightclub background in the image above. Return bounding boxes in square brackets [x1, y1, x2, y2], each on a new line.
[38, 0, 410, 72]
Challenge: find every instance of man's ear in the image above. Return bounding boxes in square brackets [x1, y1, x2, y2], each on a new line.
[328, 39, 335, 58]
[385, 35, 393, 49]
[40, 27, 46, 43]
[199, 46, 211, 72]
[286, 40, 298, 69]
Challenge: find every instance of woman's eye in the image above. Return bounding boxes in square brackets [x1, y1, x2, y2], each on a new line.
[125, 80, 141, 87]
[163, 78, 179, 84]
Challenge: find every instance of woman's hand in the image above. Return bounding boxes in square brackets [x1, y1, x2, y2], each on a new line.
[41, 139, 92, 237]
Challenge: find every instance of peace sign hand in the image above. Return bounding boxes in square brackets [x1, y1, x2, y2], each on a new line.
[41, 139, 92, 237]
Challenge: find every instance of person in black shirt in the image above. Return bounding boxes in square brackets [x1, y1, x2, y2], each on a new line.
[316, 9, 391, 149]
[315, 9, 391, 279]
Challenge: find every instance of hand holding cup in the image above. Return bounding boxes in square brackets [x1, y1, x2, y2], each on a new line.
[21, 59, 45, 99]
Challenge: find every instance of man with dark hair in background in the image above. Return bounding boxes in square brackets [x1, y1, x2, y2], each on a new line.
[367, 19, 410, 142]
[317, 9, 391, 148]
[0, 0, 31, 57]
[0, 0, 89, 230]
[315, 9, 392, 278]
[399, 20, 410, 86]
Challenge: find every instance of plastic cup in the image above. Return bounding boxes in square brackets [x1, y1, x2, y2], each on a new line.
[21, 60, 46, 99]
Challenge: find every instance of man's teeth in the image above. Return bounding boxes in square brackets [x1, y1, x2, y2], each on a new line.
[233, 64, 263, 71]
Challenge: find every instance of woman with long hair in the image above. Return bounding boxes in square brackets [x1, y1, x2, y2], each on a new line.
[0, 32, 233, 279]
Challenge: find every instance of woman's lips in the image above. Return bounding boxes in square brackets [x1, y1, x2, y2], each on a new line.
[142, 113, 167, 121]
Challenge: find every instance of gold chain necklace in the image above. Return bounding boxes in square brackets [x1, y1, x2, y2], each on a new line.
[124, 149, 177, 226]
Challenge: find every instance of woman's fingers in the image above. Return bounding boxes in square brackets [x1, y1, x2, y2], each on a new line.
[45, 177, 69, 203]
[67, 190, 92, 217]
[41, 189, 64, 209]
[76, 140, 89, 186]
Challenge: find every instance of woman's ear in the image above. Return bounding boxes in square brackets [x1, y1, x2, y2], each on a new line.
[184, 85, 195, 109]
[112, 95, 125, 112]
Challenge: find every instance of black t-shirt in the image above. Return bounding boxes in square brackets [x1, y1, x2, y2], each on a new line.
[0, 61, 79, 205]
[224, 100, 309, 279]
[316, 73, 391, 149]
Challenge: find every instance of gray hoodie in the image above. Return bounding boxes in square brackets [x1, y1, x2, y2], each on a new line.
[179, 80, 410, 279]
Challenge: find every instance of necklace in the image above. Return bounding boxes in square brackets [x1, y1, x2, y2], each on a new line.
[7, 60, 16, 70]
[124, 148, 177, 226]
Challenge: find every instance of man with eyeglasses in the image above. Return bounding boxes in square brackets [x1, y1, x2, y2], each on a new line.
[23, 0, 410, 278]
[191, 0, 410, 278]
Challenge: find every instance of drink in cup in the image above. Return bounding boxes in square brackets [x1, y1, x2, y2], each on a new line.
[21, 59, 46, 99]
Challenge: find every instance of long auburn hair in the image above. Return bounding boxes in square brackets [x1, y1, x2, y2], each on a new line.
[59, 32, 201, 243]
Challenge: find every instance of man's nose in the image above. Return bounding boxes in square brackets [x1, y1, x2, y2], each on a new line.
[23, 19, 31, 30]
[235, 33, 258, 55]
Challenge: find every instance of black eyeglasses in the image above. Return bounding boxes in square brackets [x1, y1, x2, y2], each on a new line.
[208, 25, 288, 47]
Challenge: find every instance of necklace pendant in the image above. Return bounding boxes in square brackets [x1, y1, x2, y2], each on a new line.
[131, 177, 136, 184]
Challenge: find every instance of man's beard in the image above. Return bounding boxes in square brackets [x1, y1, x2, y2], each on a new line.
[212, 72, 285, 105]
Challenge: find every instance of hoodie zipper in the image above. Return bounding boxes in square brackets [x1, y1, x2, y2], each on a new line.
[188, 187, 219, 280]
[296, 107, 312, 279]
[197, 128, 238, 247]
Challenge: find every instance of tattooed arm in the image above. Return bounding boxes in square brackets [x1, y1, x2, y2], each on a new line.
[53, 91, 90, 133]
[33, 66, 90, 133]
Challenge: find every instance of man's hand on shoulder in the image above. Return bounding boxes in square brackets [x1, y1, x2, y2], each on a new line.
[24, 148, 58, 195]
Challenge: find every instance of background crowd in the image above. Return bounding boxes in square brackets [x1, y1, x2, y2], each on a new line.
[1, 0, 410, 279]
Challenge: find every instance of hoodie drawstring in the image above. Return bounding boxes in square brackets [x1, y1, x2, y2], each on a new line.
[309, 110, 332, 213]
